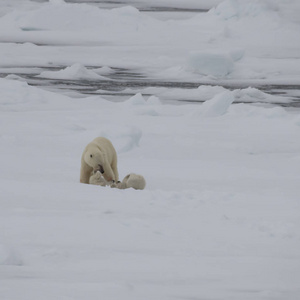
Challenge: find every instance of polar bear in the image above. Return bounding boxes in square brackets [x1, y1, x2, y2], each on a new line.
[89, 171, 146, 190]
[89, 170, 107, 186]
[80, 137, 119, 184]
[117, 173, 146, 190]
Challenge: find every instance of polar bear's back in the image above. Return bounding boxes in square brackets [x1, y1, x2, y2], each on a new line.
[91, 137, 117, 162]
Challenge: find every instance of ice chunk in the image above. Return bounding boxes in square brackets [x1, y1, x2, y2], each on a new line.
[92, 66, 115, 76]
[186, 51, 235, 77]
[212, 0, 268, 20]
[125, 93, 146, 106]
[38, 63, 107, 80]
[124, 94, 160, 116]
[229, 48, 245, 62]
[233, 87, 288, 104]
[200, 91, 235, 117]
[147, 95, 161, 106]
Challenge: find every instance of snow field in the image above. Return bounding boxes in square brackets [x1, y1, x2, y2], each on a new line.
[0, 0, 299, 83]
[1, 78, 300, 299]
[1, 0, 300, 299]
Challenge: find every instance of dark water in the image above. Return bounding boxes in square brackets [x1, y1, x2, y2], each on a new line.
[1, 65, 299, 107]
[33, 0, 209, 13]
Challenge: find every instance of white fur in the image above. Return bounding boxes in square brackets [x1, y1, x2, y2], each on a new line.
[89, 171, 107, 186]
[80, 137, 119, 184]
[119, 173, 146, 190]
[89, 172, 146, 190]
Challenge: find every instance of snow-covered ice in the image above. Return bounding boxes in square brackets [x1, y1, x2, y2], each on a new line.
[37, 63, 108, 81]
[1, 1, 300, 300]
[1, 76, 300, 299]
[186, 51, 235, 77]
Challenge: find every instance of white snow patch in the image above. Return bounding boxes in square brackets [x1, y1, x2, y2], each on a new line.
[0, 1, 162, 32]
[125, 93, 147, 106]
[1, 0, 300, 298]
[0, 244, 23, 266]
[147, 95, 161, 105]
[186, 51, 235, 77]
[232, 87, 290, 105]
[98, 125, 143, 154]
[92, 66, 115, 76]
[38, 63, 107, 80]
[123, 93, 161, 116]
[197, 90, 235, 117]
[212, 0, 262, 19]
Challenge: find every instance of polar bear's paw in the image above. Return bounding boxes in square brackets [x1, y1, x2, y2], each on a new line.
[110, 180, 122, 189]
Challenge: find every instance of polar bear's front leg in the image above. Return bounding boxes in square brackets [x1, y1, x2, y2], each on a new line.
[80, 160, 93, 184]
[111, 159, 119, 182]
[101, 160, 116, 183]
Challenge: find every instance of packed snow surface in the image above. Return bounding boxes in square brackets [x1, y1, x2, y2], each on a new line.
[1, 77, 300, 299]
[1, 0, 300, 300]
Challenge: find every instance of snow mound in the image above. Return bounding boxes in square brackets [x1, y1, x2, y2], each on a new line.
[123, 93, 161, 116]
[0, 1, 161, 32]
[125, 93, 162, 106]
[38, 63, 107, 80]
[0, 78, 72, 111]
[229, 48, 245, 61]
[156, 85, 228, 102]
[92, 66, 115, 76]
[211, 0, 270, 20]
[196, 91, 235, 117]
[196, 85, 228, 99]
[0, 244, 23, 266]
[233, 87, 289, 104]
[125, 93, 146, 106]
[186, 51, 235, 77]
[263, 107, 288, 119]
[228, 103, 290, 120]
[5, 74, 27, 82]
[99, 126, 143, 154]
[147, 95, 161, 106]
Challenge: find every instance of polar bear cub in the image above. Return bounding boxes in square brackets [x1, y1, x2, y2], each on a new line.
[90, 171, 146, 190]
[117, 173, 146, 190]
[80, 137, 119, 184]
[89, 170, 107, 186]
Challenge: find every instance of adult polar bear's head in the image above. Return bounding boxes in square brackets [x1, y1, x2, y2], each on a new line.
[83, 144, 105, 174]
[80, 136, 119, 184]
